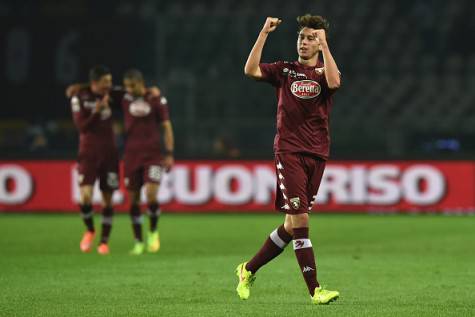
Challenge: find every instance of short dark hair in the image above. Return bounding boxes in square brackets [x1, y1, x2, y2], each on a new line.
[297, 14, 330, 34]
[89, 65, 111, 82]
[123, 68, 144, 82]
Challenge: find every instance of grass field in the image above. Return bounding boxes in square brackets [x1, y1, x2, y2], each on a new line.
[1, 213, 474, 317]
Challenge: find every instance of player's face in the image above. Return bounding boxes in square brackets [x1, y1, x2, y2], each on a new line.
[94, 74, 113, 95]
[297, 27, 320, 60]
[123, 78, 145, 96]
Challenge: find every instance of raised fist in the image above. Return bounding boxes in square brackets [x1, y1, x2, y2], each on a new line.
[261, 17, 282, 34]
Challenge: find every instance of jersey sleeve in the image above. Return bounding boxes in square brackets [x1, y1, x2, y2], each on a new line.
[71, 95, 100, 133]
[258, 61, 284, 87]
[153, 95, 170, 123]
[316, 63, 341, 96]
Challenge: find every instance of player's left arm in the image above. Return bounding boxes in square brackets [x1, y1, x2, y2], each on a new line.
[161, 120, 174, 171]
[155, 95, 174, 171]
[315, 30, 341, 89]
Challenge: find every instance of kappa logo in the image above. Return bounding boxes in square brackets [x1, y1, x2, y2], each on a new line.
[290, 80, 321, 99]
[290, 197, 301, 209]
[295, 240, 305, 248]
[302, 266, 315, 273]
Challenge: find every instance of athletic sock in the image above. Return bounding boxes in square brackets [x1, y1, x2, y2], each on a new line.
[129, 204, 143, 242]
[79, 204, 94, 232]
[100, 206, 113, 244]
[147, 202, 161, 232]
[246, 224, 293, 273]
[293, 227, 319, 296]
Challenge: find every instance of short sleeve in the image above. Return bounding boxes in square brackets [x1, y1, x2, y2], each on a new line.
[153, 95, 170, 122]
[259, 61, 284, 87]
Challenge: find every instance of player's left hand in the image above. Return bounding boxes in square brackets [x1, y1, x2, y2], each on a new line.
[162, 154, 174, 172]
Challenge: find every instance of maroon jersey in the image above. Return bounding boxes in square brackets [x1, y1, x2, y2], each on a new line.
[71, 87, 116, 154]
[259, 61, 338, 160]
[121, 92, 169, 154]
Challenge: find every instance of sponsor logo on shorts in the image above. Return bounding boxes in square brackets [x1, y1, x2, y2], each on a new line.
[290, 80, 321, 99]
[290, 197, 300, 209]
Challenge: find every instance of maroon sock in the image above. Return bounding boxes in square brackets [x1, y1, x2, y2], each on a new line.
[293, 227, 319, 296]
[147, 203, 161, 232]
[246, 225, 293, 273]
[129, 204, 143, 242]
[100, 207, 113, 244]
[79, 204, 94, 232]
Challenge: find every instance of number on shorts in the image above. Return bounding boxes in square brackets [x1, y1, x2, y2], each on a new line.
[148, 166, 162, 182]
[107, 172, 119, 188]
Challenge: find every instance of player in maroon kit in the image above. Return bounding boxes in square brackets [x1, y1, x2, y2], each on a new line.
[121, 69, 174, 255]
[71, 65, 119, 255]
[235, 15, 341, 304]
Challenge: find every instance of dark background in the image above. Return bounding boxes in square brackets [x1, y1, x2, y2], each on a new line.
[1, 0, 474, 160]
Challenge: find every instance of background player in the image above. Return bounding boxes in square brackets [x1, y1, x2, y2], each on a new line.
[121, 69, 174, 255]
[236, 15, 341, 304]
[71, 65, 119, 255]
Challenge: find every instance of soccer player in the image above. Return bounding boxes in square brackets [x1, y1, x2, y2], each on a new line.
[71, 65, 119, 255]
[236, 15, 341, 304]
[121, 69, 174, 255]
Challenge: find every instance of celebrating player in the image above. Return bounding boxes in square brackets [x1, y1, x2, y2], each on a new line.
[71, 65, 119, 255]
[236, 15, 341, 304]
[121, 69, 174, 255]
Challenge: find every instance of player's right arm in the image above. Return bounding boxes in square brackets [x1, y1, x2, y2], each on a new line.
[244, 17, 282, 79]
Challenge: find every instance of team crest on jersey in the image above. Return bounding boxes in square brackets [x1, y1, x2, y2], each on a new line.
[290, 197, 301, 210]
[129, 99, 151, 117]
[290, 80, 321, 99]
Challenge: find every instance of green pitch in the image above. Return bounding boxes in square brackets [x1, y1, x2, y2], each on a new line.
[1, 213, 474, 317]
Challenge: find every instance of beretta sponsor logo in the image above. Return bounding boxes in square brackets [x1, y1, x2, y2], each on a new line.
[290, 80, 321, 99]
[129, 100, 151, 117]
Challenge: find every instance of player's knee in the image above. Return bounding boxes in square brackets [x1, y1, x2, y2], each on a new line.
[284, 221, 294, 235]
[145, 185, 158, 204]
[290, 213, 309, 228]
[81, 193, 93, 205]
[80, 186, 93, 204]
[101, 192, 113, 207]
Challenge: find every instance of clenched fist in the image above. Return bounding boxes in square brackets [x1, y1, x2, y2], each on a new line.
[313, 29, 327, 47]
[261, 17, 282, 34]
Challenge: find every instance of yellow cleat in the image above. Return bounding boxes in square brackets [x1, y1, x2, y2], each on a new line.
[147, 231, 160, 253]
[130, 242, 145, 255]
[235, 262, 256, 300]
[311, 286, 340, 305]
